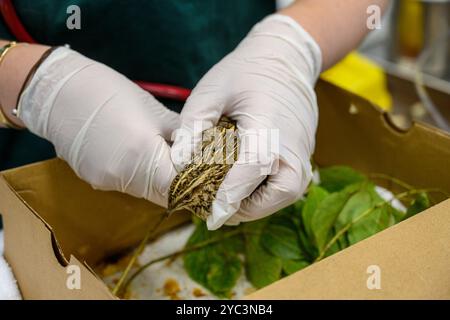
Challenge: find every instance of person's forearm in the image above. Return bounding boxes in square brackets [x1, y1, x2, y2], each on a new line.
[280, 0, 389, 70]
[0, 40, 50, 128]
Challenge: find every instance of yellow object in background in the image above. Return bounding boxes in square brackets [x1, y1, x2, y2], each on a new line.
[321, 52, 392, 111]
[397, 0, 424, 58]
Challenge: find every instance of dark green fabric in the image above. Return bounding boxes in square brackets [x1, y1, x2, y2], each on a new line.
[9, 0, 275, 89]
[0, 0, 275, 171]
[0, 11, 12, 39]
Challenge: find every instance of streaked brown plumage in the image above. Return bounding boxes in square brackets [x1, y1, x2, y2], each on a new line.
[168, 117, 239, 220]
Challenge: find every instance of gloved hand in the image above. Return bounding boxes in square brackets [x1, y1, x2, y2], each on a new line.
[171, 14, 322, 230]
[18, 47, 178, 208]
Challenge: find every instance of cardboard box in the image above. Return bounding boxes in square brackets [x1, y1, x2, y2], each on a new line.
[1, 80, 450, 299]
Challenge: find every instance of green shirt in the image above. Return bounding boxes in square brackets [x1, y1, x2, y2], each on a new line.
[0, 0, 275, 170]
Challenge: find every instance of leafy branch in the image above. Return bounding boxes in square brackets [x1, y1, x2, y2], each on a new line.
[314, 188, 443, 262]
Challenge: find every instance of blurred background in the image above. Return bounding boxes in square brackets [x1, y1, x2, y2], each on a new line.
[359, 0, 450, 131]
[298, 0, 450, 132]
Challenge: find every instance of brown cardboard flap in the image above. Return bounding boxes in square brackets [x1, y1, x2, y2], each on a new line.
[315, 81, 450, 198]
[246, 199, 450, 299]
[0, 159, 190, 265]
[0, 174, 114, 299]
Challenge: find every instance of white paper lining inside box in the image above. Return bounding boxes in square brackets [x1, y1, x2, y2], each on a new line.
[101, 224, 254, 300]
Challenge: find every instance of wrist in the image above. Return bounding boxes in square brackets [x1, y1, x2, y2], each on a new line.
[0, 43, 50, 128]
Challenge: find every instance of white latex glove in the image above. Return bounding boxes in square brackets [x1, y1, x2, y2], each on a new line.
[0, 231, 21, 300]
[171, 14, 322, 230]
[18, 47, 178, 208]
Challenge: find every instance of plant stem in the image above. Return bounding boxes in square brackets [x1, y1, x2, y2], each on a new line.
[119, 229, 245, 296]
[368, 173, 414, 191]
[393, 188, 448, 203]
[368, 173, 450, 203]
[112, 210, 171, 296]
[314, 188, 441, 262]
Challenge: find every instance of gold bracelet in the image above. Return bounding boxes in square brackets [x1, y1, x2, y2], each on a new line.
[0, 41, 23, 129]
[0, 41, 17, 61]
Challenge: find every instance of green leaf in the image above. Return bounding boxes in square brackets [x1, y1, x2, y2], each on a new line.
[282, 259, 310, 275]
[335, 225, 350, 250]
[183, 223, 242, 298]
[298, 227, 317, 260]
[336, 183, 375, 227]
[244, 220, 282, 289]
[290, 199, 305, 229]
[246, 238, 282, 289]
[336, 184, 396, 245]
[311, 183, 362, 252]
[205, 252, 242, 297]
[184, 224, 209, 278]
[323, 241, 342, 258]
[367, 186, 399, 227]
[390, 205, 406, 223]
[347, 205, 391, 245]
[302, 185, 329, 238]
[385, 203, 403, 225]
[319, 166, 365, 192]
[404, 192, 430, 220]
[294, 199, 305, 213]
[260, 215, 304, 260]
[222, 230, 246, 253]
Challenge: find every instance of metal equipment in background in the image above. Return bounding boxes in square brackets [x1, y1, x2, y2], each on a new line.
[361, 0, 450, 131]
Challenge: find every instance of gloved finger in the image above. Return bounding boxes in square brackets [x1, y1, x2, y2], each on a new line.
[85, 133, 178, 209]
[223, 216, 241, 226]
[57, 80, 179, 207]
[144, 93, 180, 141]
[206, 124, 279, 230]
[145, 135, 179, 208]
[226, 160, 311, 225]
[208, 158, 273, 230]
[160, 109, 180, 141]
[171, 80, 225, 171]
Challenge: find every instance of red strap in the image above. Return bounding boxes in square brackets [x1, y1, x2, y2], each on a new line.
[0, 0, 36, 43]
